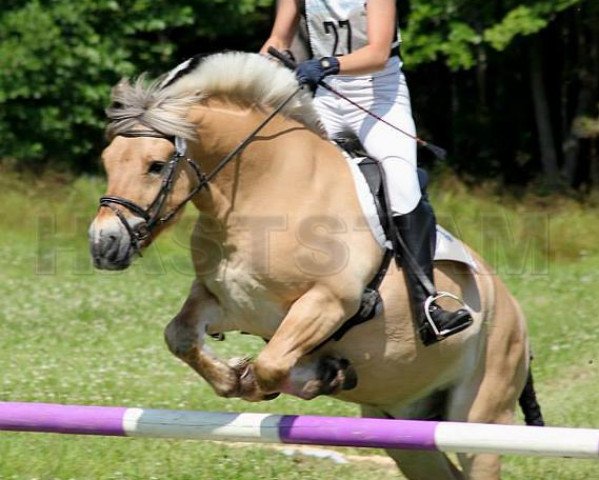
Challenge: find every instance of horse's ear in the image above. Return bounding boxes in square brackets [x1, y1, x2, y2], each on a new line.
[110, 78, 131, 104]
[106, 79, 132, 123]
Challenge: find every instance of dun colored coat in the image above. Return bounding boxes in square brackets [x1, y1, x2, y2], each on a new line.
[90, 52, 532, 480]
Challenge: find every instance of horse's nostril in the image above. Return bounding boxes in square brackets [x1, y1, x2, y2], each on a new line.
[93, 232, 119, 256]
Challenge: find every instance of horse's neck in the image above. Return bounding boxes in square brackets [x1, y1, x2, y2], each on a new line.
[187, 98, 330, 219]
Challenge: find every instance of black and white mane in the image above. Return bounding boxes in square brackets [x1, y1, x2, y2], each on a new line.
[105, 52, 323, 140]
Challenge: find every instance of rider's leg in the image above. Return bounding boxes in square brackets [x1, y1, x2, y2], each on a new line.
[355, 75, 472, 345]
[313, 71, 472, 344]
[393, 197, 473, 345]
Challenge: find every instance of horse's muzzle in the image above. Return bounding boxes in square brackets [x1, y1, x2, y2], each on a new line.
[88, 218, 140, 270]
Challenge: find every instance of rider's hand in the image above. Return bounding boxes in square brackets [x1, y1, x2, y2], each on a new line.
[296, 57, 340, 88]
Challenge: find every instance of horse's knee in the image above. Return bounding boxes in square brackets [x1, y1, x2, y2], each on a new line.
[164, 315, 199, 357]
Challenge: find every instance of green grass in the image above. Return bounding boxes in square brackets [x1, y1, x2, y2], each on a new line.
[0, 173, 598, 479]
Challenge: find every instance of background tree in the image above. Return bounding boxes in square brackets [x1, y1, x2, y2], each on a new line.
[0, 0, 597, 191]
[0, 0, 271, 171]
[404, 0, 598, 189]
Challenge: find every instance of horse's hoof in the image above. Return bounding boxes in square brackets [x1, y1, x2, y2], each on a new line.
[236, 362, 280, 402]
[317, 356, 358, 394]
[341, 363, 358, 390]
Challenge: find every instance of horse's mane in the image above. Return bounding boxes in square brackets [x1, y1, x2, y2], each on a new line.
[106, 52, 324, 140]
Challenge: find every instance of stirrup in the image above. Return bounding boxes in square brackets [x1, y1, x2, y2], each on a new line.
[423, 292, 471, 339]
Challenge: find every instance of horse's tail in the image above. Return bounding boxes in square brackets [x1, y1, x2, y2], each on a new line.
[518, 366, 545, 426]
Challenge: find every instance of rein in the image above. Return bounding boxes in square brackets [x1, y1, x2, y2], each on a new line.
[267, 47, 447, 160]
[99, 86, 303, 255]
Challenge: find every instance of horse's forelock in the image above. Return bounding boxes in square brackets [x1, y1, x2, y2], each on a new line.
[105, 74, 198, 141]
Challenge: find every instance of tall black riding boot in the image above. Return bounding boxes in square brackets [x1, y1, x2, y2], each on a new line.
[393, 199, 473, 346]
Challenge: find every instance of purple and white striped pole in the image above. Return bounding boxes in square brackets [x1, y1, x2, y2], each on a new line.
[1, 402, 597, 459]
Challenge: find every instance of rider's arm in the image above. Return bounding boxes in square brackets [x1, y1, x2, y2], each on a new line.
[260, 0, 300, 54]
[337, 0, 397, 75]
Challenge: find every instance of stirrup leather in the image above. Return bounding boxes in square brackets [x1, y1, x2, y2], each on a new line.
[423, 292, 470, 338]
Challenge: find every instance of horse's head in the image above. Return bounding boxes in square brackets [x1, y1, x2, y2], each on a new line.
[90, 131, 201, 270]
[90, 52, 322, 270]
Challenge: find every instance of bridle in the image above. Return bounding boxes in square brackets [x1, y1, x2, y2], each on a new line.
[98, 84, 303, 255]
[99, 130, 207, 255]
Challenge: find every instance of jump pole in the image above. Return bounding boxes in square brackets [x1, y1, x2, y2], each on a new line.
[1, 402, 597, 459]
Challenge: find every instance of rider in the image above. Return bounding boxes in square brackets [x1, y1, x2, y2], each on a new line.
[261, 0, 473, 345]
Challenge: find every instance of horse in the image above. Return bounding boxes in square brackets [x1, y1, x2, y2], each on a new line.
[89, 52, 539, 480]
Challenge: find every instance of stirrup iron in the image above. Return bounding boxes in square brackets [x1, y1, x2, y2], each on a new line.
[423, 292, 470, 338]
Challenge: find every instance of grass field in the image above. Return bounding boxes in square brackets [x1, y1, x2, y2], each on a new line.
[0, 172, 598, 479]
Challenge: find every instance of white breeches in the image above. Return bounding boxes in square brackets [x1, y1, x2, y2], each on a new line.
[313, 60, 421, 215]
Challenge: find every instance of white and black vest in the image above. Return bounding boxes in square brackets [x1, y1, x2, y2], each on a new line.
[300, 0, 400, 59]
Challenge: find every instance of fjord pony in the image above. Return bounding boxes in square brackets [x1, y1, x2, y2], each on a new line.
[90, 53, 530, 480]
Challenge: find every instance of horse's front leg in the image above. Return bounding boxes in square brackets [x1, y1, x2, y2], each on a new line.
[247, 284, 360, 396]
[164, 280, 242, 398]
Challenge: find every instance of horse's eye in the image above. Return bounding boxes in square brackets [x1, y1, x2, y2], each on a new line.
[148, 161, 166, 175]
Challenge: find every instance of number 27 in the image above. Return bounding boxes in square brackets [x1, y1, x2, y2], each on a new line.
[323, 20, 352, 55]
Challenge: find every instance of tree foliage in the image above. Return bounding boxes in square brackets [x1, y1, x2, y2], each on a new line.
[403, 0, 598, 188]
[0, 0, 271, 170]
[0, 0, 597, 190]
[403, 0, 586, 68]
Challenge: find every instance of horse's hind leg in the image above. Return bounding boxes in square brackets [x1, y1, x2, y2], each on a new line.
[361, 405, 464, 480]
[449, 366, 525, 479]
[386, 450, 464, 480]
[448, 283, 529, 479]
